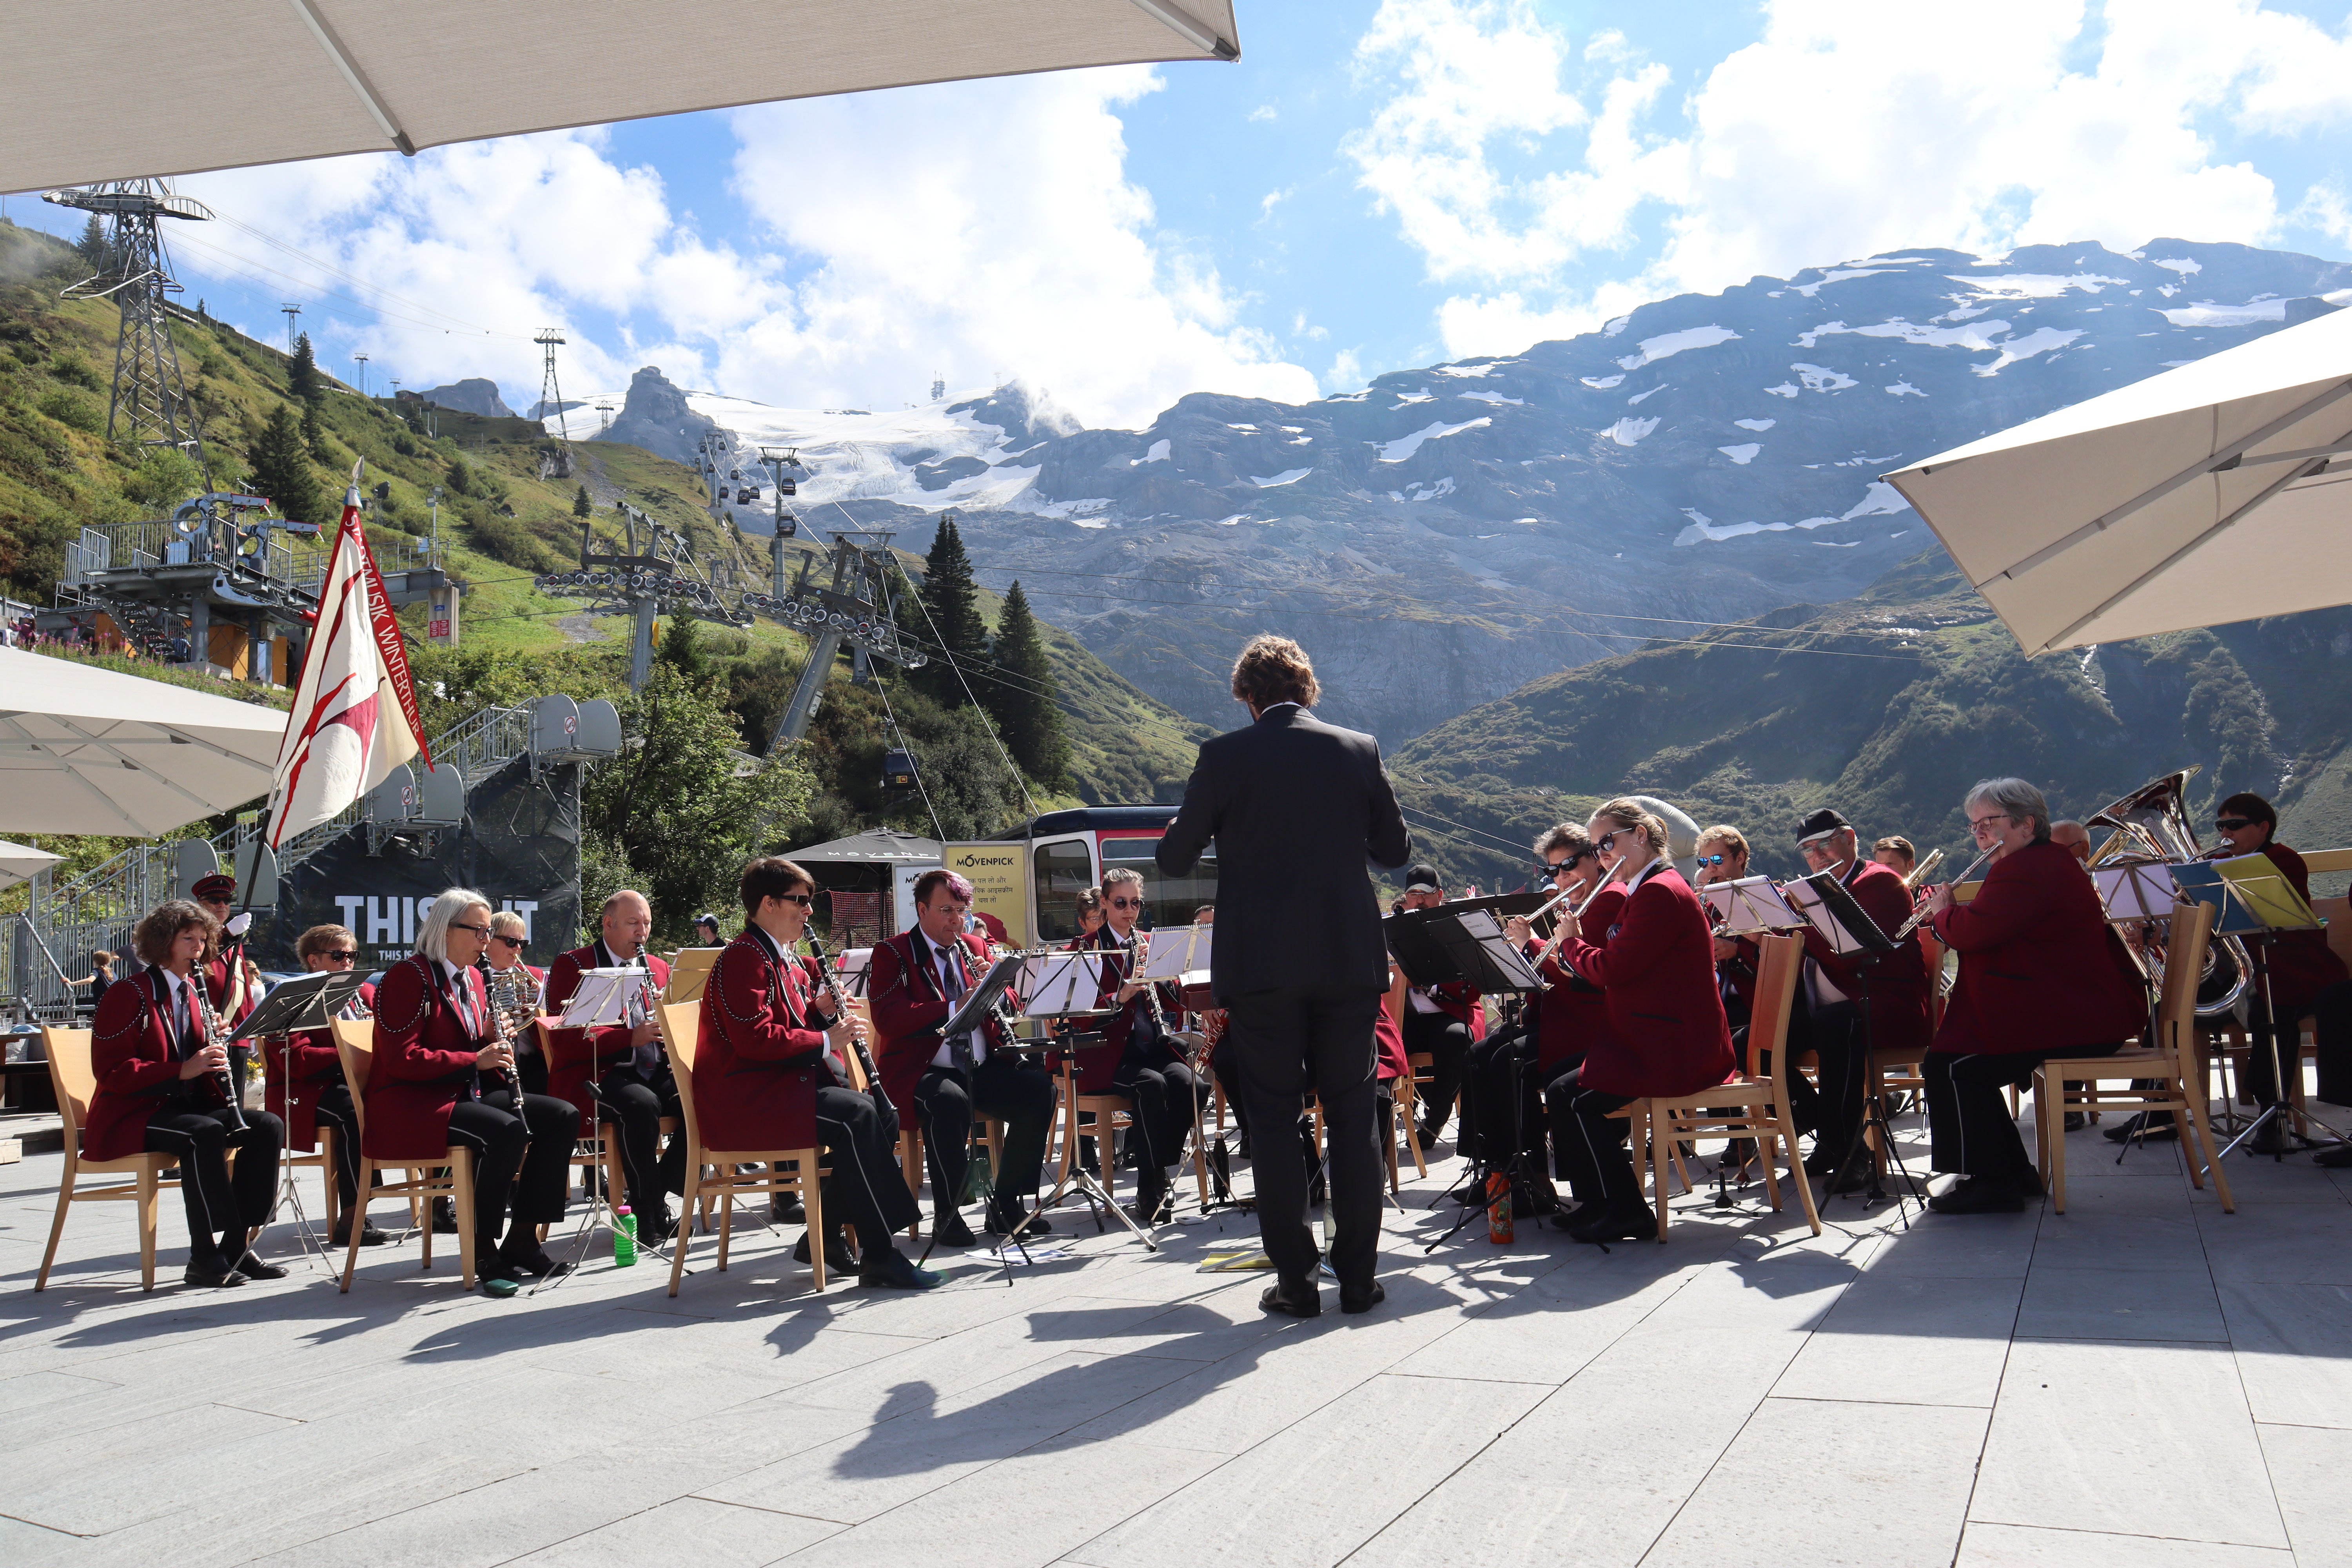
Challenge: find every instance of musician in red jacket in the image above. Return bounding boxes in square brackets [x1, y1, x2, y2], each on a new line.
[698, 856, 938, 1289]
[2206, 792, 2351, 1155]
[87, 900, 286, 1287]
[367, 889, 579, 1290]
[870, 869, 1056, 1244]
[192, 872, 260, 1112]
[543, 890, 682, 1240]
[259, 923, 385, 1247]
[1918, 779, 2145, 1212]
[1543, 799, 1735, 1243]
[1395, 864, 1485, 1149]
[483, 909, 548, 1094]
[1075, 867, 1207, 1224]
[1790, 808, 1933, 1191]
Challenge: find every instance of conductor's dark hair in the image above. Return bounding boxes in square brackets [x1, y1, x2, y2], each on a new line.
[1230, 635, 1320, 711]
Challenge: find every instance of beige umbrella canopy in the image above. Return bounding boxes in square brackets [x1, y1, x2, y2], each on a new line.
[1885, 303, 2352, 657]
[0, 839, 64, 889]
[4, 0, 1240, 191]
[0, 650, 286, 837]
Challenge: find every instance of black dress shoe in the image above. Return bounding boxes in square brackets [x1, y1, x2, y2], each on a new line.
[1259, 1282, 1321, 1318]
[793, 1229, 860, 1274]
[1415, 1121, 1447, 1149]
[331, 1218, 390, 1247]
[933, 1211, 977, 1248]
[1803, 1145, 1844, 1179]
[2016, 1166, 2045, 1199]
[183, 1257, 247, 1288]
[229, 1250, 288, 1281]
[636, 1209, 678, 1247]
[1926, 1176, 2025, 1214]
[771, 1193, 806, 1224]
[2063, 1112, 2087, 1133]
[2247, 1125, 2300, 1157]
[1566, 1199, 1652, 1244]
[985, 1203, 1049, 1238]
[500, 1245, 574, 1279]
[1339, 1281, 1386, 1315]
[1822, 1162, 1872, 1195]
[2314, 1142, 2352, 1168]
[859, 1249, 944, 1290]
[432, 1198, 460, 1234]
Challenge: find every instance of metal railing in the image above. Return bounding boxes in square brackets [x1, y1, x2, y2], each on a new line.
[5, 701, 538, 1018]
[64, 515, 333, 594]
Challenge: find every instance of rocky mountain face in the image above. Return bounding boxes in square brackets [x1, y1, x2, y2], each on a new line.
[594, 366, 719, 465]
[414, 377, 513, 417]
[599, 239, 2350, 747]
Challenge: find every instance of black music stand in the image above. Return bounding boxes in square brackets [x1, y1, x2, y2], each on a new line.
[1787, 871, 1925, 1221]
[2177, 858, 2341, 1161]
[1014, 953, 1158, 1256]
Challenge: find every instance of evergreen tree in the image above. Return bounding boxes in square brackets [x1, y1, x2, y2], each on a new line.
[248, 403, 325, 523]
[300, 399, 331, 462]
[987, 581, 1070, 786]
[287, 332, 318, 403]
[75, 216, 108, 272]
[914, 513, 989, 706]
[573, 483, 592, 519]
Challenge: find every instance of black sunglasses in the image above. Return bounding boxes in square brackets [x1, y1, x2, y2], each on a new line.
[319, 949, 358, 963]
[490, 933, 523, 947]
[772, 892, 814, 907]
[2214, 817, 2257, 832]
[1110, 897, 1143, 910]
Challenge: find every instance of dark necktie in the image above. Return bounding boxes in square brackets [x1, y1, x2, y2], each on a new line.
[938, 941, 973, 1069]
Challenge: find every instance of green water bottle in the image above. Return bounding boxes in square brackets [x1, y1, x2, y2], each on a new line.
[613, 1205, 638, 1267]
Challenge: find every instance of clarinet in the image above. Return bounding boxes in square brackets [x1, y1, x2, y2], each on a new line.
[191, 979, 247, 1131]
[806, 932, 892, 1114]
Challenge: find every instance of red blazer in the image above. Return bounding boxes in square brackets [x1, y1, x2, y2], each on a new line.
[1554, 866, 1734, 1097]
[1421, 976, 1485, 1036]
[1375, 990, 1407, 1082]
[869, 927, 1010, 1113]
[543, 944, 670, 1129]
[693, 931, 825, 1151]
[364, 956, 495, 1160]
[1534, 884, 1624, 1075]
[1930, 839, 2144, 1055]
[86, 969, 225, 1162]
[2254, 842, 2348, 1017]
[1068, 926, 1182, 1093]
[261, 980, 375, 1151]
[1800, 860, 1933, 1056]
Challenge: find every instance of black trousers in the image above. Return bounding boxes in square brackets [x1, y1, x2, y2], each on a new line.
[446, 1089, 576, 1243]
[2314, 980, 2352, 1106]
[1112, 1056, 1207, 1194]
[312, 1085, 364, 1210]
[814, 1084, 921, 1248]
[143, 1105, 282, 1259]
[2238, 990, 2321, 1108]
[1209, 1036, 1250, 1141]
[1809, 1000, 1867, 1154]
[1223, 985, 1383, 1294]
[915, 1053, 1056, 1214]
[1462, 1028, 1543, 1167]
[1404, 1008, 1472, 1136]
[1543, 1065, 1637, 1205]
[598, 1067, 686, 1216]
[513, 1045, 550, 1098]
[1924, 1043, 2123, 1183]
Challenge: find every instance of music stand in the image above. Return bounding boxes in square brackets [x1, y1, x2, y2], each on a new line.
[556, 967, 639, 1029]
[1135, 924, 1207, 982]
[2091, 862, 2184, 1156]
[664, 947, 721, 1005]
[1012, 952, 1156, 1254]
[2178, 856, 2341, 1158]
[1786, 871, 1924, 1219]
[829, 947, 874, 1000]
[240, 970, 371, 1266]
[1703, 876, 1805, 935]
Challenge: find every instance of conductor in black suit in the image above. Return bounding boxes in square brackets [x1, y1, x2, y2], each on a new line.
[1158, 635, 1413, 1317]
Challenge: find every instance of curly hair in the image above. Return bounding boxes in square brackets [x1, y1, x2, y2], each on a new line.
[1229, 634, 1320, 711]
[133, 899, 218, 967]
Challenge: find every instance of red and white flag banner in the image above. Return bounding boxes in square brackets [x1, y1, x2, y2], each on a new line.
[264, 464, 431, 848]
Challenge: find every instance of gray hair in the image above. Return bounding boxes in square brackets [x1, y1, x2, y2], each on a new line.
[415, 887, 494, 963]
[1101, 867, 1143, 894]
[1963, 778, 2052, 844]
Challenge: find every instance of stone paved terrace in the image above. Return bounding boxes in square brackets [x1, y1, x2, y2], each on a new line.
[4, 1103, 2350, 1568]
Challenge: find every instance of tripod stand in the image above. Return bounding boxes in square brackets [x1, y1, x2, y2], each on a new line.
[1426, 1027, 1554, 1250]
[2214, 934, 2343, 1163]
[1819, 957, 1926, 1225]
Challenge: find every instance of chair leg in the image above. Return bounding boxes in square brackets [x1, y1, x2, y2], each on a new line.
[452, 1157, 477, 1289]
[668, 1151, 700, 1297]
[2185, 1082, 2236, 1214]
[1783, 1126, 1822, 1236]
[717, 1182, 734, 1272]
[2044, 1076, 2069, 1216]
[137, 1165, 159, 1291]
[1647, 1109, 1670, 1241]
[1758, 1120, 1782, 1212]
[805, 1167, 826, 1292]
[342, 1159, 369, 1292]
[37, 1159, 76, 1292]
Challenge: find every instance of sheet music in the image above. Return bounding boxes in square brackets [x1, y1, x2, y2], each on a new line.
[2091, 862, 2180, 923]
[1135, 924, 1206, 982]
[2214, 853, 2323, 931]
[1018, 951, 1102, 1016]
[831, 947, 873, 999]
[1703, 875, 1803, 935]
[1780, 877, 1876, 956]
[557, 967, 638, 1029]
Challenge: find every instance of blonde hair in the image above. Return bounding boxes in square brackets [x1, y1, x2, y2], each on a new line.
[1592, 797, 1669, 860]
[1697, 824, 1749, 860]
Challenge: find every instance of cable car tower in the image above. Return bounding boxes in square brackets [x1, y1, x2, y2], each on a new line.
[43, 179, 214, 483]
[534, 328, 572, 479]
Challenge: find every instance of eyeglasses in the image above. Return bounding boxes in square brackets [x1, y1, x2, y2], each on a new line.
[773, 893, 814, 907]
[1110, 898, 1142, 910]
[490, 934, 523, 948]
[200, 898, 232, 909]
[319, 950, 357, 963]
[1594, 829, 1630, 852]
[1695, 853, 1729, 867]
[1966, 814, 2013, 833]
[448, 922, 491, 938]
[2214, 817, 2257, 832]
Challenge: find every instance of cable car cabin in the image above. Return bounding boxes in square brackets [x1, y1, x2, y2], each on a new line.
[882, 748, 918, 793]
[736, 486, 761, 503]
[779, 477, 798, 496]
[999, 805, 1217, 947]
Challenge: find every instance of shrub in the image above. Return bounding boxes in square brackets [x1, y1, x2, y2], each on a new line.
[36, 387, 103, 433]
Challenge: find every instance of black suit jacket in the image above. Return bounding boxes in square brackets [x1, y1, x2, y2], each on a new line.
[1157, 704, 1412, 1002]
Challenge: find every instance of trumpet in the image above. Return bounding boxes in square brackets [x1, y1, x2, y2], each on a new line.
[1892, 846, 1996, 940]
[1901, 846, 1946, 890]
[1528, 867, 1626, 975]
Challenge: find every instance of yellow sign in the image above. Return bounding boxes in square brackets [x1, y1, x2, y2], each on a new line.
[945, 841, 1030, 944]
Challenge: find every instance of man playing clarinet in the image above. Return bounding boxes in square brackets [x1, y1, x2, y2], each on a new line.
[545, 890, 683, 1243]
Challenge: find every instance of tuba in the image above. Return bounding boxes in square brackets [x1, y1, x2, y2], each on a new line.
[2086, 767, 2249, 1018]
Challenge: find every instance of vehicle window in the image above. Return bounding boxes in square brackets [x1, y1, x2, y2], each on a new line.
[1100, 837, 1217, 933]
[1032, 838, 1095, 944]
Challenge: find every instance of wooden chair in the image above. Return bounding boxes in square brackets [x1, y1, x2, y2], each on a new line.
[661, 1001, 827, 1296]
[34, 1027, 183, 1291]
[331, 1019, 481, 1292]
[1615, 933, 1820, 1242]
[1053, 1054, 1136, 1213]
[2035, 902, 2234, 1214]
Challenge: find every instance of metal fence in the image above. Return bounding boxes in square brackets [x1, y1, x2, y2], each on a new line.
[64, 517, 334, 595]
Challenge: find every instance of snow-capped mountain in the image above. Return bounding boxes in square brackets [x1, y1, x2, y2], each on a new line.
[566, 240, 2352, 744]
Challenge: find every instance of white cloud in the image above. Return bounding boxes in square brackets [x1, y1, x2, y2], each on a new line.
[1347, 0, 2352, 359]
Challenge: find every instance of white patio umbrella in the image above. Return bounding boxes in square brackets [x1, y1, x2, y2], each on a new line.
[0, 649, 287, 837]
[5, 0, 1240, 191]
[0, 839, 64, 888]
[1885, 303, 2352, 657]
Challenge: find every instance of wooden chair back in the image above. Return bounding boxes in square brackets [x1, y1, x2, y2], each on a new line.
[1742, 934, 1802, 1082]
[40, 1027, 95, 1144]
[2155, 900, 2212, 1070]
[657, 1001, 704, 1149]
[2316, 894, 2351, 971]
[329, 1018, 375, 1140]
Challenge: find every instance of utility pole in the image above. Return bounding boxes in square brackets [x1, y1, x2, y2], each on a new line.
[281, 303, 301, 352]
[352, 352, 369, 399]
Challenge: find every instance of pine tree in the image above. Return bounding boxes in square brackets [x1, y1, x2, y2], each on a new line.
[573, 483, 592, 519]
[300, 399, 332, 462]
[287, 332, 318, 403]
[915, 513, 990, 707]
[988, 581, 1070, 786]
[249, 404, 325, 523]
[75, 216, 109, 272]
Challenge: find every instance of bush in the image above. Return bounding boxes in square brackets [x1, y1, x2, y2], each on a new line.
[48, 353, 102, 392]
[35, 387, 103, 433]
[120, 445, 205, 512]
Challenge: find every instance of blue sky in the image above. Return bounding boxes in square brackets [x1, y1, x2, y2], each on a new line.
[12, 1, 2352, 427]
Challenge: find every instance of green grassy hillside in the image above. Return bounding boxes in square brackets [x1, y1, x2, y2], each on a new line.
[1389, 551, 2352, 889]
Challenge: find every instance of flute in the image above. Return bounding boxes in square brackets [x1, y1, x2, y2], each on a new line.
[1892, 845, 1996, 939]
